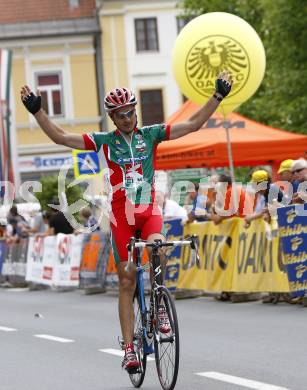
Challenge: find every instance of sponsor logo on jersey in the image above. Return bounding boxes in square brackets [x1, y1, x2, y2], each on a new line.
[117, 155, 148, 164]
[135, 142, 147, 153]
[115, 147, 126, 155]
[136, 142, 146, 148]
[124, 162, 144, 188]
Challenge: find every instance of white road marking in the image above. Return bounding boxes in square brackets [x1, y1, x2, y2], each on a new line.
[0, 326, 17, 332]
[7, 288, 29, 292]
[196, 372, 290, 390]
[99, 348, 154, 361]
[34, 334, 74, 343]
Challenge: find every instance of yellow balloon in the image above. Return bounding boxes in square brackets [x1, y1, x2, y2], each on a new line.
[172, 12, 266, 115]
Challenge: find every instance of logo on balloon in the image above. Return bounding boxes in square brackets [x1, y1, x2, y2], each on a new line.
[185, 35, 250, 98]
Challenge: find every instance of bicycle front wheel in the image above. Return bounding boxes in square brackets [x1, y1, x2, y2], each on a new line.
[153, 286, 179, 390]
[129, 293, 147, 388]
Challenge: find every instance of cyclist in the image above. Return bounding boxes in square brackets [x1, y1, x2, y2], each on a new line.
[21, 71, 232, 372]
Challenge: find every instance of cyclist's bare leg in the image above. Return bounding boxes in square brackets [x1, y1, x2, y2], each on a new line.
[117, 261, 136, 345]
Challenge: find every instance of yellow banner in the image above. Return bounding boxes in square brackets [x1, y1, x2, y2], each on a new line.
[177, 218, 289, 292]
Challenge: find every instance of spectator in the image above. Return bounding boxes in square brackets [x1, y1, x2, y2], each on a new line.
[210, 173, 253, 302]
[244, 170, 284, 227]
[42, 210, 51, 226]
[184, 182, 210, 222]
[0, 221, 6, 239]
[277, 159, 293, 182]
[42, 197, 74, 235]
[47, 210, 74, 235]
[291, 158, 307, 204]
[211, 173, 253, 225]
[80, 206, 100, 232]
[32, 211, 52, 237]
[155, 191, 188, 224]
[25, 209, 47, 235]
[253, 170, 284, 203]
[207, 174, 219, 206]
[6, 205, 29, 242]
[277, 159, 299, 197]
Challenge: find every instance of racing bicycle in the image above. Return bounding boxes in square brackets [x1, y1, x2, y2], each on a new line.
[122, 234, 200, 390]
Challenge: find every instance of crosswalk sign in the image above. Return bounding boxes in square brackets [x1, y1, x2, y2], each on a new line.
[72, 150, 101, 178]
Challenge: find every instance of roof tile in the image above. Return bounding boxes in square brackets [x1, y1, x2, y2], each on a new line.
[0, 0, 96, 24]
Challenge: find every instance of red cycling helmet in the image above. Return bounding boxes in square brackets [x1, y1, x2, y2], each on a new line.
[104, 87, 137, 112]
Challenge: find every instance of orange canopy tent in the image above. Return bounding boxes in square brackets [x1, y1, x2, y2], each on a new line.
[156, 100, 307, 170]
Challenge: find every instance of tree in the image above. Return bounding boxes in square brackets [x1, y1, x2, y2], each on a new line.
[179, 0, 307, 134]
[35, 175, 84, 213]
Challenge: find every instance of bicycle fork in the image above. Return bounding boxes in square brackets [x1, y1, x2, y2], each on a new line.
[136, 265, 154, 355]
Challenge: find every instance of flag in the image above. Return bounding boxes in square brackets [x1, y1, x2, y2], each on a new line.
[0, 49, 19, 198]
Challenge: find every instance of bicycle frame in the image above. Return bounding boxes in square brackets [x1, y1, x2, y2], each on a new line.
[127, 235, 199, 390]
[134, 244, 154, 355]
[127, 235, 200, 356]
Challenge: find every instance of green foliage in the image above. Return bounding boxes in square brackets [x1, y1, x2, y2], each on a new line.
[178, 0, 263, 33]
[179, 0, 307, 134]
[35, 175, 83, 212]
[233, 166, 252, 183]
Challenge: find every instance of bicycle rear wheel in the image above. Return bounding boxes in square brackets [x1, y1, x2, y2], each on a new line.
[153, 286, 179, 390]
[129, 293, 147, 387]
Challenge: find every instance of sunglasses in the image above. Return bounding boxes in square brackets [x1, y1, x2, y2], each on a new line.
[115, 108, 135, 120]
[293, 168, 305, 174]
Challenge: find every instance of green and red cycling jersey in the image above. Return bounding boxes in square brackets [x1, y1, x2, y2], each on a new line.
[82, 124, 171, 209]
[82, 124, 170, 262]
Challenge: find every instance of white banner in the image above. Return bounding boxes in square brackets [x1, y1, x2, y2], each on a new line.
[25, 234, 83, 287]
[26, 236, 56, 285]
[53, 234, 83, 287]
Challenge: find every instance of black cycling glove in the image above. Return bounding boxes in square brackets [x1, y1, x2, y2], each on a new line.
[22, 92, 41, 115]
[215, 77, 232, 99]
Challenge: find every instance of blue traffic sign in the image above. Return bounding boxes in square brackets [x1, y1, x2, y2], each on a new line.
[72, 150, 101, 178]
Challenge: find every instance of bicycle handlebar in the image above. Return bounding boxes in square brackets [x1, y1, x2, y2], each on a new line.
[125, 235, 200, 272]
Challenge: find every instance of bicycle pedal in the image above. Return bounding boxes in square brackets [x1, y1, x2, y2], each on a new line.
[127, 366, 140, 375]
[159, 335, 174, 343]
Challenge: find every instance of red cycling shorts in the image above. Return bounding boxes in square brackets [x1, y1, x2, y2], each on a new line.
[110, 201, 165, 264]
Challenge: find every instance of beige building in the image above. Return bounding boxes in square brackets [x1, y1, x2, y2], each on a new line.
[0, 0, 102, 182]
[98, 0, 186, 129]
[0, 0, 188, 185]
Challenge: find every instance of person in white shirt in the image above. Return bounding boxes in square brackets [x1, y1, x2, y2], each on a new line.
[155, 191, 188, 224]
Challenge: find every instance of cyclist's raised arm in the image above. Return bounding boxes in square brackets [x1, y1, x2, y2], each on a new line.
[34, 109, 86, 149]
[169, 71, 233, 140]
[20, 85, 86, 150]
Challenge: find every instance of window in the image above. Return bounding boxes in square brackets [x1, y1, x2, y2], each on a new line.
[135, 18, 159, 51]
[69, 0, 79, 7]
[176, 16, 195, 34]
[35, 72, 64, 117]
[140, 89, 164, 126]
